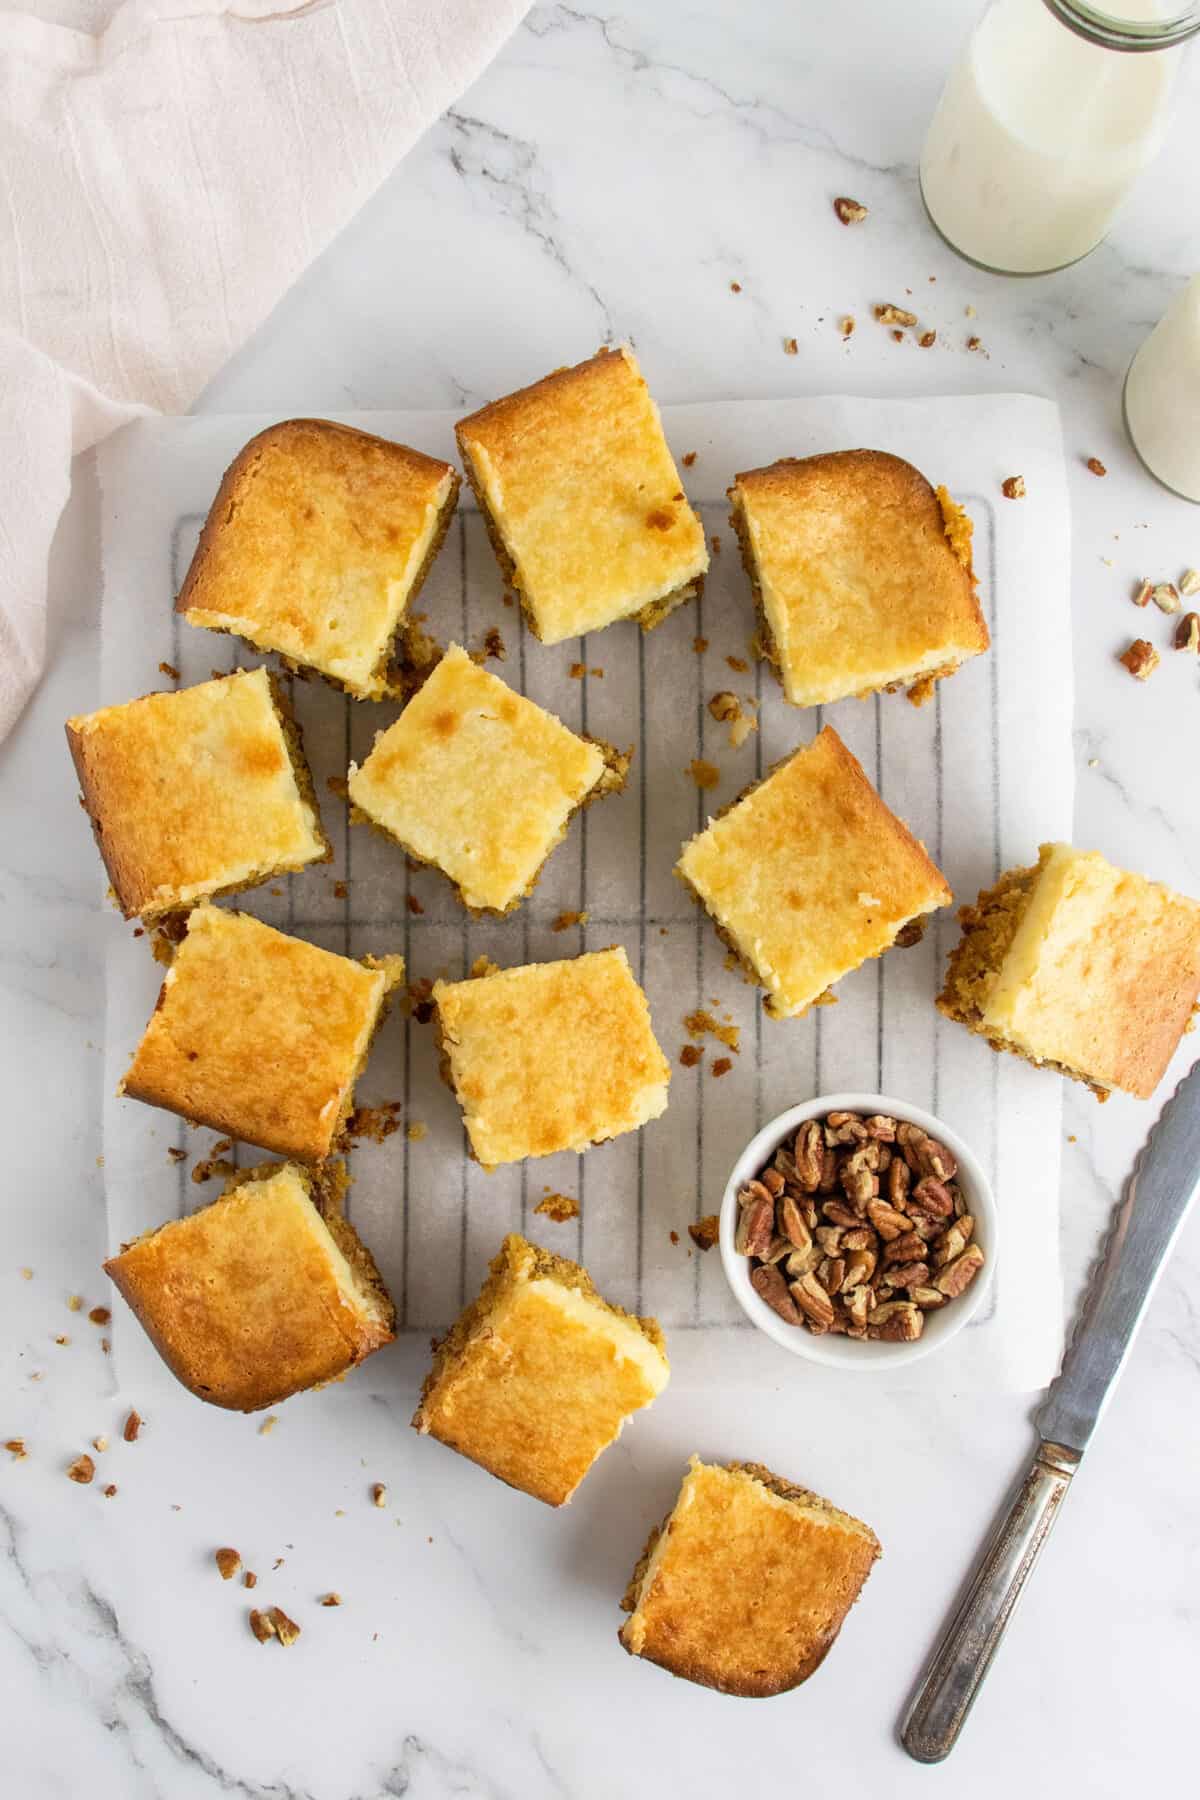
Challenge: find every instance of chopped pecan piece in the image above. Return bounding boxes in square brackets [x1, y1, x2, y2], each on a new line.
[750, 1263, 802, 1325]
[1001, 475, 1026, 499]
[1174, 612, 1199, 653]
[866, 1199, 910, 1241]
[833, 196, 869, 224]
[215, 1548, 242, 1581]
[778, 1194, 812, 1251]
[910, 1176, 955, 1218]
[735, 1191, 776, 1258]
[792, 1120, 825, 1191]
[935, 1243, 986, 1297]
[788, 1273, 836, 1331]
[868, 1301, 924, 1342]
[1152, 583, 1181, 615]
[1119, 639, 1158, 681]
[874, 302, 917, 327]
[67, 1454, 95, 1485]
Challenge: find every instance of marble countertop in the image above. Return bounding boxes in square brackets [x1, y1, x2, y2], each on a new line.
[3, 4, 1199, 1795]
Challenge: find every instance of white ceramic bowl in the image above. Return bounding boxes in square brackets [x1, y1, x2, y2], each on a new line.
[719, 1092, 997, 1371]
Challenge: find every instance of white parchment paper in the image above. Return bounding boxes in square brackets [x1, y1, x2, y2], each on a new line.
[96, 393, 1072, 1397]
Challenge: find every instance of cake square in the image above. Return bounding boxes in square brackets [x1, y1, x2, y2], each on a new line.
[412, 1233, 669, 1506]
[619, 1458, 880, 1696]
[176, 418, 459, 699]
[729, 450, 988, 708]
[121, 904, 403, 1162]
[348, 643, 628, 913]
[677, 725, 951, 1019]
[66, 666, 329, 922]
[938, 842, 1200, 1099]
[456, 346, 708, 643]
[105, 1161, 394, 1411]
[433, 946, 670, 1168]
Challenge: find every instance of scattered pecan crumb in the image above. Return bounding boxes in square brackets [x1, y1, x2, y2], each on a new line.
[101, 1339, 110, 1354]
[682, 451, 697, 467]
[783, 337, 798, 356]
[5, 1438, 27, 1460]
[321, 1593, 342, 1607]
[730, 281, 742, 293]
[345, 1102, 402, 1145]
[215, 1547, 242, 1581]
[191, 1155, 235, 1185]
[258, 1415, 278, 1437]
[711, 1057, 733, 1078]
[123, 1410, 142, 1443]
[67, 1454, 95, 1484]
[372, 1483, 387, 1508]
[1131, 578, 1153, 607]
[88, 1307, 110, 1326]
[891, 328, 904, 343]
[840, 316, 855, 339]
[551, 909, 589, 932]
[244, 1570, 258, 1588]
[1152, 583, 1181, 614]
[589, 666, 604, 677]
[333, 880, 348, 900]
[249, 1609, 276, 1644]
[726, 655, 749, 674]
[692, 635, 709, 654]
[833, 196, 868, 225]
[874, 303, 917, 327]
[689, 1215, 720, 1252]
[210, 1138, 233, 1156]
[1119, 639, 1159, 681]
[919, 330, 936, 349]
[406, 1121, 427, 1143]
[669, 1230, 680, 1245]
[54, 1335, 70, 1346]
[688, 758, 720, 790]
[405, 976, 435, 1023]
[272, 1558, 285, 1570]
[167, 1147, 186, 1164]
[158, 661, 180, 680]
[534, 1192, 580, 1223]
[684, 1009, 740, 1053]
[19, 1268, 32, 1280]
[67, 1294, 82, 1312]
[967, 335, 983, 352]
[406, 893, 424, 915]
[708, 691, 740, 723]
[1174, 613, 1199, 653]
[326, 775, 349, 799]
[1001, 476, 1026, 500]
[480, 626, 506, 662]
[103, 1484, 118, 1498]
[679, 1044, 704, 1068]
[1086, 457, 1107, 477]
[1180, 568, 1200, 597]
[92, 1435, 108, 1453]
[568, 661, 586, 679]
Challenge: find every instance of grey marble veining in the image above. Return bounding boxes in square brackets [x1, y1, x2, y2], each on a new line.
[3, 2, 1199, 1794]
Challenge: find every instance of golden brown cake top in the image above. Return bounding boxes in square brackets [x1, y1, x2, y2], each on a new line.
[65, 667, 327, 920]
[348, 644, 606, 911]
[677, 726, 951, 1017]
[121, 904, 403, 1162]
[104, 1163, 395, 1412]
[731, 450, 988, 707]
[456, 346, 708, 643]
[177, 419, 458, 699]
[619, 1457, 880, 1696]
[412, 1234, 668, 1506]
[979, 843, 1200, 1098]
[433, 946, 671, 1167]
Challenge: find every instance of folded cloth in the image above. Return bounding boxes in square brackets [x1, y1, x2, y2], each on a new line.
[0, 0, 528, 740]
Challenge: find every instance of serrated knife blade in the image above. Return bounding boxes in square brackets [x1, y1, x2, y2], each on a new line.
[902, 1060, 1200, 1763]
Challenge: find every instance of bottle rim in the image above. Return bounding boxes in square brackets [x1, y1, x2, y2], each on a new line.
[1044, 0, 1200, 50]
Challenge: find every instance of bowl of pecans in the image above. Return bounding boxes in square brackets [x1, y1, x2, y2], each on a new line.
[719, 1094, 996, 1369]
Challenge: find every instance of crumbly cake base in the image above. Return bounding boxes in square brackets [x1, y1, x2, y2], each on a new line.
[463, 453, 702, 640]
[937, 866, 1110, 1101]
[351, 736, 631, 917]
[729, 488, 969, 710]
[328, 953, 407, 1151]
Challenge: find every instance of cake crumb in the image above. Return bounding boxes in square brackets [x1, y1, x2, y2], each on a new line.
[103, 1485, 117, 1499]
[92, 1435, 108, 1453]
[268, 1610, 302, 1647]
[692, 635, 709, 655]
[258, 1415, 278, 1437]
[783, 337, 798, 356]
[479, 626, 507, 662]
[54, 1335, 70, 1346]
[679, 1044, 704, 1068]
[470, 955, 500, 980]
[840, 316, 855, 339]
[345, 1102, 402, 1145]
[534, 1192, 580, 1223]
[123, 1410, 143, 1443]
[919, 330, 936, 349]
[19, 1268, 33, 1280]
[88, 1307, 110, 1326]
[590, 666, 604, 678]
[407, 893, 424, 915]
[689, 1215, 721, 1252]
[967, 335, 984, 352]
[167, 1147, 187, 1163]
[215, 1547, 242, 1581]
[244, 1570, 258, 1588]
[1001, 475, 1026, 500]
[568, 662, 586, 679]
[4, 1439, 27, 1461]
[372, 1483, 387, 1508]
[320, 1593, 342, 1607]
[684, 1009, 740, 1053]
[158, 661, 180, 680]
[682, 451, 697, 467]
[726, 655, 748, 673]
[333, 881, 348, 900]
[551, 909, 589, 932]
[710, 534, 722, 555]
[711, 1057, 733, 1078]
[327, 775, 349, 799]
[730, 281, 742, 293]
[191, 1155, 235, 1185]
[67, 1454, 95, 1484]
[874, 303, 917, 327]
[66, 1294, 82, 1312]
[669, 1230, 680, 1245]
[688, 759, 720, 790]
[406, 1121, 427, 1142]
[1086, 457, 1107, 477]
[269, 886, 282, 896]
[248, 1609, 277, 1644]
[404, 976, 435, 1023]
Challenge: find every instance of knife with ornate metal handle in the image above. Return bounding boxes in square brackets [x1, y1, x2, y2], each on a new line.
[901, 1061, 1200, 1764]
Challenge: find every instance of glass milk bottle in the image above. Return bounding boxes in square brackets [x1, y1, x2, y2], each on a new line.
[920, 0, 1198, 276]
[1125, 276, 1200, 501]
